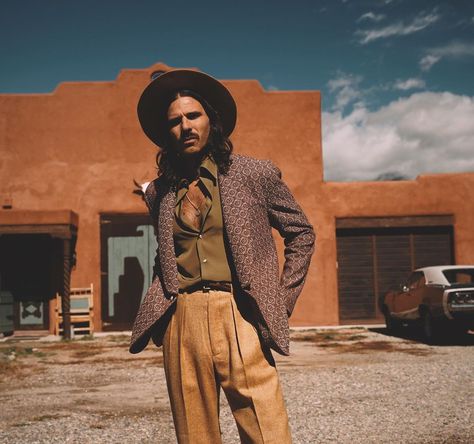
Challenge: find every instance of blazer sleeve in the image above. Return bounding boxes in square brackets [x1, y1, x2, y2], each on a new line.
[263, 161, 316, 316]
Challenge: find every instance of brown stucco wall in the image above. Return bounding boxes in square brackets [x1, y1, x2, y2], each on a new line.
[1, 62, 473, 331]
[301, 173, 474, 326]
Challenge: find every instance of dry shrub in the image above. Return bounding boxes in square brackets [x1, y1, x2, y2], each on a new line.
[72, 349, 104, 359]
[292, 330, 368, 343]
[46, 355, 163, 366]
[0, 360, 29, 382]
[317, 340, 433, 356]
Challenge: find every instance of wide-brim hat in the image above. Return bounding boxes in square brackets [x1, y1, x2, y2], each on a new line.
[137, 69, 237, 147]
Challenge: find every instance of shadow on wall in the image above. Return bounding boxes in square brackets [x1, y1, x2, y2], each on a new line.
[102, 219, 157, 330]
[113, 256, 144, 326]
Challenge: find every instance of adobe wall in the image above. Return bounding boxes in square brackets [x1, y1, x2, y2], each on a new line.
[0, 63, 322, 330]
[299, 173, 474, 326]
[1, 62, 473, 330]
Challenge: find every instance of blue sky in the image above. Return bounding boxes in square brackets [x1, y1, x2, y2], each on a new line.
[1, 0, 473, 180]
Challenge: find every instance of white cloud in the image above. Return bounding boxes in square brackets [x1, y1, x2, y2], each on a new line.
[322, 91, 474, 181]
[356, 11, 439, 44]
[393, 78, 426, 91]
[420, 41, 474, 71]
[419, 54, 441, 71]
[266, 84, 280, 91]
[327, 73, 364, 111]
[357, 12, 386, 23]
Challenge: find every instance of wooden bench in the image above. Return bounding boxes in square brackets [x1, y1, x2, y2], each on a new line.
[55, 284, 94, 336]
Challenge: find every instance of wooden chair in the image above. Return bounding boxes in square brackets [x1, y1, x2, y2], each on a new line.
[55, 284, 94, 336]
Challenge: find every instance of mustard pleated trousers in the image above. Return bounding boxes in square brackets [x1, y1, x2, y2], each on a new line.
[162, 289, 292, 444]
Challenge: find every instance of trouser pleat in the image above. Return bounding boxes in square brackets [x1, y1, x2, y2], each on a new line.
[225, 294, 292, 444]
[163, 293, 222, 444]
[162, 290, 291, 444]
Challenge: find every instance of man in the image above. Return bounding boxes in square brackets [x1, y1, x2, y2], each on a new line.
[131, 69, 315, 443]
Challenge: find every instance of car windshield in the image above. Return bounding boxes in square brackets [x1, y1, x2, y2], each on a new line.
[442, 269, 474, 284]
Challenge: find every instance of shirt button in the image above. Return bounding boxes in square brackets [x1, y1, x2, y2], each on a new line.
[203, 259, 208, 263]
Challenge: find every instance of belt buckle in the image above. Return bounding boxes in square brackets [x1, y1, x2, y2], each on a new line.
[202, 285, 211, 293]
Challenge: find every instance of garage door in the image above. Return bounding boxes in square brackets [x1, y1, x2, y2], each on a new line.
[336, 218, 453, 321]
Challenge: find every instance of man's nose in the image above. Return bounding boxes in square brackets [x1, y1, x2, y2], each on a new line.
[181, 117, 191, 131]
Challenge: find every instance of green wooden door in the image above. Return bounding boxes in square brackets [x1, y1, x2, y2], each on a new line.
[101, 215, 157, 330]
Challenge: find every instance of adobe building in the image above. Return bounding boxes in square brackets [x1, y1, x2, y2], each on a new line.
[1, 62, 473, 334]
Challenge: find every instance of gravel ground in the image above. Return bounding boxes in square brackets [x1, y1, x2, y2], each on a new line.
[1, 327, 473, 443]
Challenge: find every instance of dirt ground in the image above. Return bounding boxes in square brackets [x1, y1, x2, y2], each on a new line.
[1, 327, 473, 443]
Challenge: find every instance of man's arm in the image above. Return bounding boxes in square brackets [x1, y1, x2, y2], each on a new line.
[263, 161, 316, 316]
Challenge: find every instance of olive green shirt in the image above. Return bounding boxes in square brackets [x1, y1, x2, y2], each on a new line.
[173, 156, 232, 290]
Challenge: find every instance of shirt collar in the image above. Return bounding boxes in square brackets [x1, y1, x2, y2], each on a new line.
[176, 156, 217, 202]
[199, 155, 218, 182]
[177, 155, 217, 189]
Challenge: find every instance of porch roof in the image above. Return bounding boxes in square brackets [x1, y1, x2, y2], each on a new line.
[0, 210, 78, 239]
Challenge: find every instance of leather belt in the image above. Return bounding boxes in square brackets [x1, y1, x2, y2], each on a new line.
[179, 281, 233, 294]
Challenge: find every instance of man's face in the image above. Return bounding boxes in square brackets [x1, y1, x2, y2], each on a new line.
[166, 95, 211, 156]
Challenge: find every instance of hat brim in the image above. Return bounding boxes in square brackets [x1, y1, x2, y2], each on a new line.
[137, 69, 237, 147]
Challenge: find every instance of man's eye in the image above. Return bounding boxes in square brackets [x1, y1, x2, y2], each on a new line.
[168, 118, 180, 127]
[187, 113, 201, 120]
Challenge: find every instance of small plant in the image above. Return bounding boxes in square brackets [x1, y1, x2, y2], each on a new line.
[106, 334, 130, 343]
[32, 414, 65, 422]
[347, 334, 367, 341]
[80, 334, 94, 341]
[322, 333, 335, 341]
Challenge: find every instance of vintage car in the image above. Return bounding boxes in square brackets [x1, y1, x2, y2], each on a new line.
[380, 265, 474, 341]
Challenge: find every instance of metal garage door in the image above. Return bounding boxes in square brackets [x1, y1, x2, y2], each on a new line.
[336, 217, 454, 321]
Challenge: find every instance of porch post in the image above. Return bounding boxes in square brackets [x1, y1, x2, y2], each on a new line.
[61, 237, 72, 340]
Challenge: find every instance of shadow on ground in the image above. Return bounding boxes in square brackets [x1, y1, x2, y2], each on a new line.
[370, 326, 474, 346]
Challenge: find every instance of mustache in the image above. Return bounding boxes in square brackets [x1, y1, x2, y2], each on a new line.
[180, 133, 198, 142]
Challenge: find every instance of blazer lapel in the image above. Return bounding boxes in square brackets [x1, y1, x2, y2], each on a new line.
[218, 170, 252, 290]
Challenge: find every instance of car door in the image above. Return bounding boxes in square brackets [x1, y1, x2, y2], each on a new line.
[394, 272, 425, 320]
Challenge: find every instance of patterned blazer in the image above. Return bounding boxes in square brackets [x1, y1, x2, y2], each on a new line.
[129, 154, 315, 355]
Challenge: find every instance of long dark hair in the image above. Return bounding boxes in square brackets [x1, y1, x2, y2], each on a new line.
[157, 89, 233, 185]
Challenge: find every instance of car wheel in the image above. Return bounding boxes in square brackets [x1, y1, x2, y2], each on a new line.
[422, 311, 438, 344]
[447, 324, 468, 340]
[384, 311, 401, 333]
